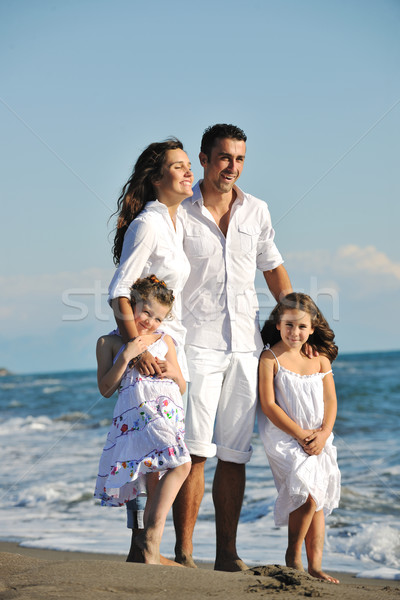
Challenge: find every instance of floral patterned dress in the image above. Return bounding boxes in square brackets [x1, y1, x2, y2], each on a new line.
[94, 332, 190, 507]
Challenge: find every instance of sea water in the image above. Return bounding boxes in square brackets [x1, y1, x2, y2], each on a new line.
[0, 350, 399, 579]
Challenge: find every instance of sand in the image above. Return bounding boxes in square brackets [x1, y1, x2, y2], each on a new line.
[0, 542, 399, 600]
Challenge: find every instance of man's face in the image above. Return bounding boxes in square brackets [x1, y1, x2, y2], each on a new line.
[200, 137, 246, 194]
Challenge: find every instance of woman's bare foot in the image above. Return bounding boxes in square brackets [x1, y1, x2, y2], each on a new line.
[308, 567, 340, 584]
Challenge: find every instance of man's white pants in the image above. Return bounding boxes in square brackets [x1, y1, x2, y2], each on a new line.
[184, 345, 261, 464]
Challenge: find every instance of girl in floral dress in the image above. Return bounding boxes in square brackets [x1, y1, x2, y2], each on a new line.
[94, 275, 191, 564]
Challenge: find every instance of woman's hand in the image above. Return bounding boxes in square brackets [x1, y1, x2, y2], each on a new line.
[135, 351, 162, 376]
[154, 357, 180, 383]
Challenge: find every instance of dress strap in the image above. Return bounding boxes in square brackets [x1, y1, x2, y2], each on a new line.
[155, 329, 178, 346]
[263, 343, 280, 370]
[321, 369, 333, 379]
[113, 344, 125, 365]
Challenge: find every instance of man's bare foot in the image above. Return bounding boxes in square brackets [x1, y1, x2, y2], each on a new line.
[285, 549, 305, 571]
[175, 549, 197, 568]
[214, 556, 248, 572]
[308, 567, 339, 583]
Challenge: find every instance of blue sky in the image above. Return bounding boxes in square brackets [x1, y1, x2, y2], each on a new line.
[1, 0, 399, 373]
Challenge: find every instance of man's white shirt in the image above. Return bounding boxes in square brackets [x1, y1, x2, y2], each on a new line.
[180, 181, 283, 352]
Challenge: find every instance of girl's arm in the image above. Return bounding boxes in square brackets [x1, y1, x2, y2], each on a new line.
[258, 351, 314, 443]
[155, 335, 186, 395]
[303, 356, 337, 455]
[96, 336, 147, 398]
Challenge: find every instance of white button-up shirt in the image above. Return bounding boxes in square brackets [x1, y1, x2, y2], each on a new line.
[108, 200, 191, 376]
[180, 181, 283, 352]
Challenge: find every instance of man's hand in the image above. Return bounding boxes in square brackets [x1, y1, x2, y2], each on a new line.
[304, 343, 319, 358]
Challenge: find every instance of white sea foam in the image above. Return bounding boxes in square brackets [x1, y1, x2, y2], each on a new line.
[356, 567, 400, 580]
[43, 386, 64, 394]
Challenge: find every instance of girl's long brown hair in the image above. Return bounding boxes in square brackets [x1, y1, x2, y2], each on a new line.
[261, 293, 338, 362]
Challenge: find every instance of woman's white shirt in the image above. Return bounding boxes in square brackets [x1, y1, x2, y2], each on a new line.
[108, 200, 191, 378]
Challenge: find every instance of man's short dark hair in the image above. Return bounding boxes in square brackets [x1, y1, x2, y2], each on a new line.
[200, 124, 247, 159]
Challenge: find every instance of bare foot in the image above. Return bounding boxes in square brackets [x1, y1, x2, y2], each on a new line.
[160, 555, 184, 567]
[134, 531, 160, 565]
[285, 549, 305, 571]
[308, 567, 340, 584]
[175, 549, 197, 568]
[214, 556, 248, 572]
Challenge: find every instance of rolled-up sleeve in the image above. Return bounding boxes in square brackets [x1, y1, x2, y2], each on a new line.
[108, 219, 156, 301]
[256, 204, 284, 272]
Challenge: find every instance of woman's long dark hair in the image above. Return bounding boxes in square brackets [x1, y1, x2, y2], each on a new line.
[261, 293, 338, 362]
[111, 138, 184, 265]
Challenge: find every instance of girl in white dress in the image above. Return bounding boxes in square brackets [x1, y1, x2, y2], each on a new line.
[258, 293, 340, 584]
[94, 275, 191, 564]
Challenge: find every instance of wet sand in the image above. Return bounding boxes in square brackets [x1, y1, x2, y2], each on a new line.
[0, 541, 399, 600]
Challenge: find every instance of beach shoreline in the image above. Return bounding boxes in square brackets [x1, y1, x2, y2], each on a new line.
[1, 541, 399, 600]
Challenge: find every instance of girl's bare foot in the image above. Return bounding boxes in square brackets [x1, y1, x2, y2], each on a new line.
[308, 567, 340, 584]
[127, 533, 180, 565]
[134, 531, 160, 565]
[160, 555, 184, 567]
[285, 548, 305, 571]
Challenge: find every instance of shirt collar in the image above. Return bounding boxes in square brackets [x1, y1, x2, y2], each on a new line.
[191, 180, 245, 206]
[143, 199, 169, 214]
[142, 199, 185, 217]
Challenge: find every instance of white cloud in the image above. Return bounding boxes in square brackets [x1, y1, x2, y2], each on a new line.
[286, 245, 400, 293]
[336, 245, 400, 280]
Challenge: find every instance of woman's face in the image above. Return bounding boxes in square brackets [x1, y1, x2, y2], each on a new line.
[154, 148, 194, 202]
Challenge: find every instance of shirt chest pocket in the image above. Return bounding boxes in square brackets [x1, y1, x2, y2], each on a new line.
[184, 226, 215, 258]
[237, 223, 261, 253]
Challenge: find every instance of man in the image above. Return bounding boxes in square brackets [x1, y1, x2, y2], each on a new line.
[174, 124, 292, 571]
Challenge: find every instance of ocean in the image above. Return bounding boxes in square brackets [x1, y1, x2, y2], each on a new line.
[1, 350, 399, 579]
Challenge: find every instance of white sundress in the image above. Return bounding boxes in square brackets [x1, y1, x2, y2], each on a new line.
[94, 332, 191, 507]
[257, 346, 341, 526]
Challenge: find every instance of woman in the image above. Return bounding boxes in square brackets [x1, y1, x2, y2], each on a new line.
[107, 138, 193, 563]
[109, 138, 193, 380]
